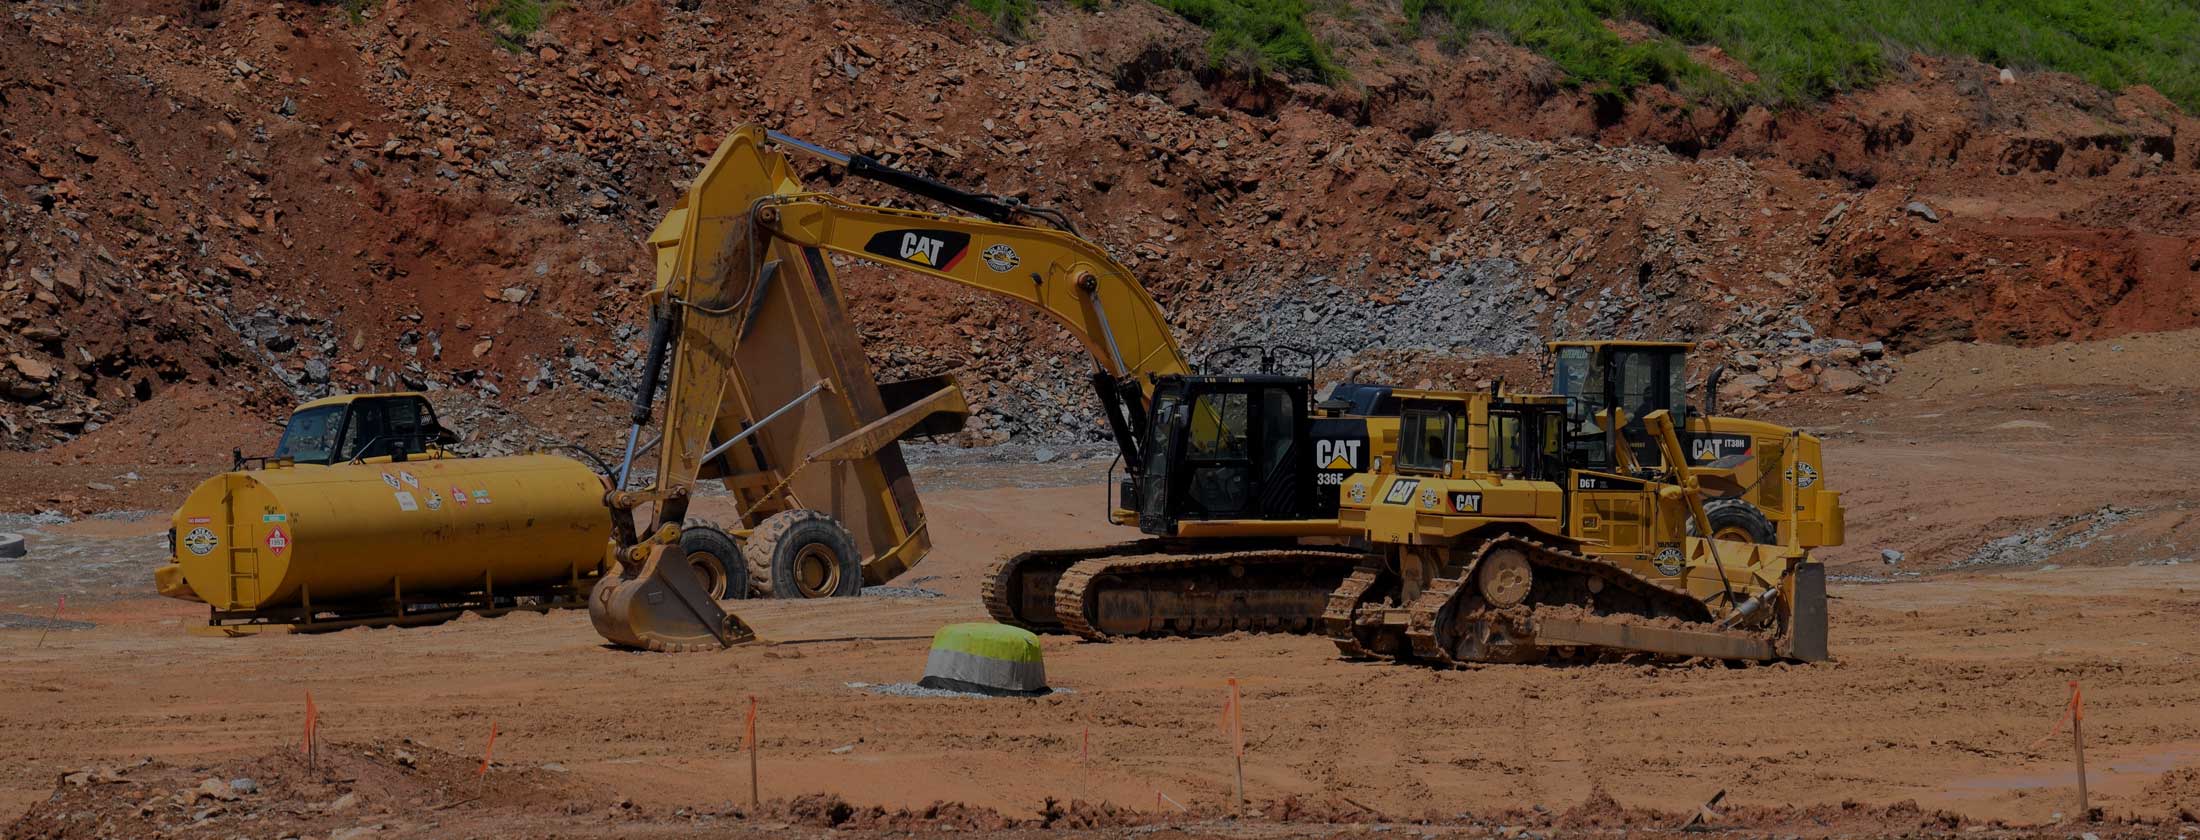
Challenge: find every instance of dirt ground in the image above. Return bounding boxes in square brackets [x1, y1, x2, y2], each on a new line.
[4, 346, 2200, 838]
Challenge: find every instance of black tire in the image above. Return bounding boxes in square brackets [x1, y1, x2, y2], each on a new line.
[741, 509, 862, 599]
[1689, 498, 1778, 544]
[679, 523, 750, 601]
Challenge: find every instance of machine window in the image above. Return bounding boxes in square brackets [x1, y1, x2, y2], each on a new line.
[1187, 392, 1249, 459]
[1490, 413, 1522, 475]
[1398, 409, 1452, 473]
[274, 405, 345, 465]
[337, 400, 391, 462]
[1260, 387, 1295, 476]
[1145, 392, 1180, 479]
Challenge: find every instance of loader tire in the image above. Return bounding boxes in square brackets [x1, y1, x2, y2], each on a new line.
[1691, 498, 1778, 545]
[743, 510, 862, 599]
[679, 524, 750, 601]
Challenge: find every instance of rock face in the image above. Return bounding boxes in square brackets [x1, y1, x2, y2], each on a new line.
[2, 0, 2194, 450]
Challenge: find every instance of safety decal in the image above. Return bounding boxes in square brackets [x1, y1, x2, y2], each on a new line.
[472, 489, 492, 505]
[1451, 492, 1482, 513]
[1784, 461, 1819, 489]
[381, 472, 401, 489]
[452, 486, 470, 506]
[981, 243, 1021, 272]
[1382, 479, 1420, 505]
[863, 229, 971, 271]
[265, 525, 290, 557]
[425, 491, 443, 511]
[399, 471, 420, 488]
[182, 527, 219, 557]
[187, 516, 212, 525]
[1653, 545, 1686, 576]
[395, 491, 418, 512]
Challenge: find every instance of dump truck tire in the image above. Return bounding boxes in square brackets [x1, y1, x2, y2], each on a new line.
[679, 524, 749, 601]
[743, 510, 861, 599]
[1690, 498, 1778, 544]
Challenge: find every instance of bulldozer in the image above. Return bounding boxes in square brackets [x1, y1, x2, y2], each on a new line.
[1324, 340, 1844, 665]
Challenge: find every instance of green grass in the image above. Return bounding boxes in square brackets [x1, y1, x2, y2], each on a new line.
[481, 0, 560, 51]
[968, 0, 1039, 32]
[1151, 0, 1342, 81]
[1032, 0, 2200, 109]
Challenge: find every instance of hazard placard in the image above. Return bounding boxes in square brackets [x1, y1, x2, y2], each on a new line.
[266, 525, 290, 556]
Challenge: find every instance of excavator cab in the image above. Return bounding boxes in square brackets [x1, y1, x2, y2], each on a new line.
[1132, 375, 1315, 535]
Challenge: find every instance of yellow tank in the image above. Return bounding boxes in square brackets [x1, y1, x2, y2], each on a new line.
[159, 454, 611, 626]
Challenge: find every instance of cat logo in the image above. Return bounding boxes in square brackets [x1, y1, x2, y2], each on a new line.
[1314, 438, 1363, 470]
[1382, 479, 1420, 505]
[863, 228, 970, 271]
[1450, 492, 1481, 513]
[1653, 545, 1686, 576]
[900, 233, 945, 265]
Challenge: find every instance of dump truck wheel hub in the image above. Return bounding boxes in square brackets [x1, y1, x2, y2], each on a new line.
[794, 544, 840, 597]
[687, 550, 728, 600]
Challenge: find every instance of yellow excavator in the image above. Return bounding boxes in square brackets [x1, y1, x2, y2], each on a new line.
[588, 125, 1404, 650]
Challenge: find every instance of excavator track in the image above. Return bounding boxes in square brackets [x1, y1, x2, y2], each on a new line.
[981, 542, 1166, 633]
[1402, 534, 1776, 666]
[1043, 548, 1366, 641]
[1320, 564, 1387, 659]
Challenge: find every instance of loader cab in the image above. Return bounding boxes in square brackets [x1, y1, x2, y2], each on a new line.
[1133, 374, 1320, 535]
[1552, 341, 1690, 472]
[273, 393, 457, 466]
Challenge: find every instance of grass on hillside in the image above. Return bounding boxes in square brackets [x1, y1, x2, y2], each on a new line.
[481, 0, 560, 51]
[1024, 0, 2200, 110]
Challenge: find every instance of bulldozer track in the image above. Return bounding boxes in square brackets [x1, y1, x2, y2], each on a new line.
[1321, 564, 1386, 659]
[1051, 548, 1366, 642]
[1404, 576, 1467, 662]
[1400, 534, 1767, 666]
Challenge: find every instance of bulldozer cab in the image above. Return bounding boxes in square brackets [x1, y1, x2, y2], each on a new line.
[1135, 375, 1320, 534]
[1552, 341, 1691, 471]
[272, 393, 459, 466]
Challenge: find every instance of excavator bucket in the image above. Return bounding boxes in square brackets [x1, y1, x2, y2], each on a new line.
[590, 544, 757, 652]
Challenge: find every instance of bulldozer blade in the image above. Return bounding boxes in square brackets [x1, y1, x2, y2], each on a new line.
[589, 544, 757, 651]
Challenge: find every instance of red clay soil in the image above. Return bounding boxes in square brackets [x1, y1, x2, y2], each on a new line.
[3, 0, 2197, 459]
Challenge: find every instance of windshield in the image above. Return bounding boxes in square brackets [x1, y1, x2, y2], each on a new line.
[1398, 409, 1454, 473]
[274, 405, 345, 465]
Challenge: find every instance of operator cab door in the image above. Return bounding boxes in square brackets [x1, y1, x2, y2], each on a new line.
[1142, 379, 1309, 533]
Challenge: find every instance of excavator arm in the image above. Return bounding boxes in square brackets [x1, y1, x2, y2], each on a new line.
[590, 125, 1190, 650]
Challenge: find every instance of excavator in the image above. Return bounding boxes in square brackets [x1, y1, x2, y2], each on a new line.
[587, 124, 1402, 650]
[587, 125, 1843, 664]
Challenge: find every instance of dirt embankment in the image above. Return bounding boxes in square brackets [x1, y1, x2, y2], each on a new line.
[2, 0, 2196, 461]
